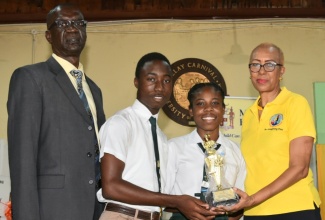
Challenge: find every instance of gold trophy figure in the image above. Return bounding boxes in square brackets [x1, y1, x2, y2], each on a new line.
[203, 134, 239, 207]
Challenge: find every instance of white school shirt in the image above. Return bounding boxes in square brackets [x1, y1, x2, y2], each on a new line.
[164, 129, 246, 198]
[97, 99, 168, 212]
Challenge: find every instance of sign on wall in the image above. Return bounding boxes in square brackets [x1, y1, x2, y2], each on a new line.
[162, 57, 256, 144]
[220, 96, 256, 145]
[162, 58, 227, 127]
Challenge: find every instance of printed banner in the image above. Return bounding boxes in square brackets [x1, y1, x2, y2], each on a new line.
[220, 96, 256, 145]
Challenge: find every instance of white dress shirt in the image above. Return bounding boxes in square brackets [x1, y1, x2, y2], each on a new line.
[164, 129, 246, 198]
[97, 99, 168, 212]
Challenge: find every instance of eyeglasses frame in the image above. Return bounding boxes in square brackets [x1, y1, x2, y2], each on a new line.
[48, 19, 88, 30]
[248, 62, 283, 73]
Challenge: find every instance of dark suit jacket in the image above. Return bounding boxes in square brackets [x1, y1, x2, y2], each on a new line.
[7, 57, 106, 220]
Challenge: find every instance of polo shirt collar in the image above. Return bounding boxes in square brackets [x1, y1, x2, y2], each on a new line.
[250, 86, 289, 114]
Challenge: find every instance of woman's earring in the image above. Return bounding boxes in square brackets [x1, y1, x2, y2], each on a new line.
[279, 77, 283, 81]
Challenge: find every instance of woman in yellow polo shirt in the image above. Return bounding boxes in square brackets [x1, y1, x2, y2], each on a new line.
[222, 42, 321, 220]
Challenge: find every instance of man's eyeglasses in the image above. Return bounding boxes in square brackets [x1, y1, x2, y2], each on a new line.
[248, 62, 283, 72]
[48, 20, 87, 30]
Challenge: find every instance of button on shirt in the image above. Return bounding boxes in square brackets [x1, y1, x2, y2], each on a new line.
[164, 129, 246, 198]
[97, 99, 168, 212]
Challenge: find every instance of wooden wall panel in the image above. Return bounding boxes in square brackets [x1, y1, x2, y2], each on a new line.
[0, 0, 324, 24]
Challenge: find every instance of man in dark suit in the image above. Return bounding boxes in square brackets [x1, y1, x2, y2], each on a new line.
[7, 3, 106, 220]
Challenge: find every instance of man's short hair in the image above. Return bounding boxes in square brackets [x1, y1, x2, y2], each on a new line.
[135, 52, 171, 78]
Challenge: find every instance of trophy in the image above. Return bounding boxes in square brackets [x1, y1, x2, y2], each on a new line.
[203, 134, 239, 207]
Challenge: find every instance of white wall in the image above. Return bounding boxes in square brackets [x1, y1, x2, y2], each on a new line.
[1, 18, 325, 140]
[1, 17, 325, 219]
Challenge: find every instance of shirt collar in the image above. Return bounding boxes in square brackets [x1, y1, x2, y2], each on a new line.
[52, 53, 85, 78]
[216, 133, 227, 147]
[132, 99, 159, 121]
[191, 129, 223, 146]
[250, 86, 288, 113]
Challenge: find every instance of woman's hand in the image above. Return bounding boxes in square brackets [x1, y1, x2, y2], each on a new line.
[218, 188, 255, 213]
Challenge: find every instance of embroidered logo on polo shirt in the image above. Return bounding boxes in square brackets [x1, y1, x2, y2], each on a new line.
[269, 114, 283, 127]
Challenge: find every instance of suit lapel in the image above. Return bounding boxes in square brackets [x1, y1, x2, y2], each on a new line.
[46, 57, 92, 123]
[87, 76, 106, 127]
[86, 78, 98, 105]
[87, 78, 101, 111]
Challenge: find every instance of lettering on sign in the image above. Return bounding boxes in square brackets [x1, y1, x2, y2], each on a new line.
[163, 58, 227, 127]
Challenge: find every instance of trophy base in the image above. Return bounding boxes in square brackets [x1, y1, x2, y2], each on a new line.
[206, 188, 239, 207]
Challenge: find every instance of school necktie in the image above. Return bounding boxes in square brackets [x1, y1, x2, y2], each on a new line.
[149, 116, 161, 192]
[70, 69, 101, 187]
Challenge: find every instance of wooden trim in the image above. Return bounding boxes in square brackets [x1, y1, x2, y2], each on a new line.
[1, 3, 325, 24]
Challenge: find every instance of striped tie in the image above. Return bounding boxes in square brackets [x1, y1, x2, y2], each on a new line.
[70, 70, 101, 187]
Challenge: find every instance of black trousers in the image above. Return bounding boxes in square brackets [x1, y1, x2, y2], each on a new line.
[244, 205, 321, 220]
[93, 184, 105, 220]
[170, 212, 228, 220]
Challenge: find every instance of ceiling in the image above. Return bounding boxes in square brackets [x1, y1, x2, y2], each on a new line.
[1, 0, 325, 24]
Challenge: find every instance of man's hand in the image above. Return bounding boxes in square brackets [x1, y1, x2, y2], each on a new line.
[175, 195, 217, 220]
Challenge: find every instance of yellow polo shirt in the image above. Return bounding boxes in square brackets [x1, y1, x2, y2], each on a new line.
[241, 87, 321, 216]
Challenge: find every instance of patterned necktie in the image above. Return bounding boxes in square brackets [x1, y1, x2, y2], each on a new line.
[70, 70, 92, 117]
[149, 116, 161, 192]
[70, 69, 101, 187]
